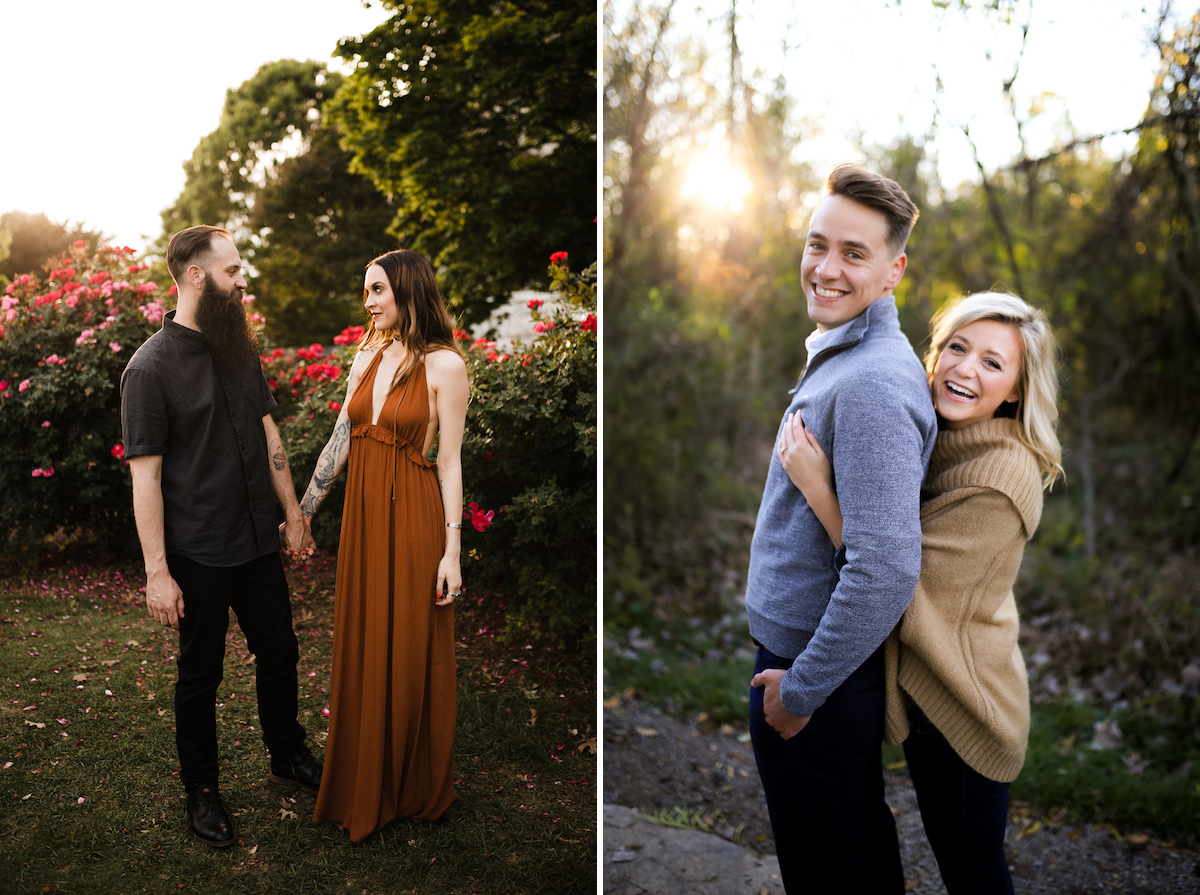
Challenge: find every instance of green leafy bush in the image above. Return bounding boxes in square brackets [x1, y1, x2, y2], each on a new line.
[463, 270, 596, 643]
[0, 242, 167, 556]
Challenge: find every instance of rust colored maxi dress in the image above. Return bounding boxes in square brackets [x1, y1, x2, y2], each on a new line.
[312, 350, 456, 841]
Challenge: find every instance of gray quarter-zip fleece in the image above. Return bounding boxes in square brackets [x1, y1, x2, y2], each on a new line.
[745, 296, 937, 718]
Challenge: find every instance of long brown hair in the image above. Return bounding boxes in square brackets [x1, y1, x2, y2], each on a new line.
[359, 249, 463, 387]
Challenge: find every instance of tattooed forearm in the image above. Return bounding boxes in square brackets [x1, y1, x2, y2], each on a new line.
[272, 448, 286, 471]
[301, 417, 351, 519]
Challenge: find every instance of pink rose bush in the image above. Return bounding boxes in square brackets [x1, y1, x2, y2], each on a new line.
[0, 241, 167, 554]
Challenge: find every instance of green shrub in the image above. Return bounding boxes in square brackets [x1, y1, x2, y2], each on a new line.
[0, 243, 167, 556]
[459, 257, 596, 644]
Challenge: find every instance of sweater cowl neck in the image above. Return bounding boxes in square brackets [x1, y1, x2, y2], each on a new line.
[925, 417, 1042, 536]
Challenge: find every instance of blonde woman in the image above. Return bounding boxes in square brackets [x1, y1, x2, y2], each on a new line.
[300, 250, 469, 842]
[779, 292, 1062, 895]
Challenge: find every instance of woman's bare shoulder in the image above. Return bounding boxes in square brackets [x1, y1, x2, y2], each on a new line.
[426, 346, 468, 373]
[345, 345, 380, 382]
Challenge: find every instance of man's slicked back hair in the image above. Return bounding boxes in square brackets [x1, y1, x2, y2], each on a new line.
[826, 164, 919, 256]
[166, 225, 233, 283]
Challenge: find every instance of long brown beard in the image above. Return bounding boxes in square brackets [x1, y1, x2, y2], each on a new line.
[195, 276, 258, 373]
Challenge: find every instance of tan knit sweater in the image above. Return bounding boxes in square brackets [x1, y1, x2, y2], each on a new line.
[883, 417, 1043, 783]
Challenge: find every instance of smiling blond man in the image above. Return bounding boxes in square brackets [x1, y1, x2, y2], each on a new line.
[745, 166, 937, 893]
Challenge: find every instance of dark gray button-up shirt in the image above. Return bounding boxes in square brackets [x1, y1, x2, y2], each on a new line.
[121, 310, 279, 566]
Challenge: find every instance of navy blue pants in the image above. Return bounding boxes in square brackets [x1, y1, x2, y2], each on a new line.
[169, 552, 305, 786]
[749, 644, 904, 894]
[904, 708, 1014, 895]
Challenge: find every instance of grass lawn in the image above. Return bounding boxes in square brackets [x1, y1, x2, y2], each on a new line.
[1, 549, 596, 895]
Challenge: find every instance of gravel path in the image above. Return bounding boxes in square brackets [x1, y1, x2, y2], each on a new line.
[604, 699, 1200, 894]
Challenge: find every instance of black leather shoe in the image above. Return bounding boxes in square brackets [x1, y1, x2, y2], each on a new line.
[269, 744, 322, 794]
[185, 781, 235, 847]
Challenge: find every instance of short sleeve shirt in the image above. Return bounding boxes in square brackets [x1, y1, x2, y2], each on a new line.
[120, 310, 280, 566]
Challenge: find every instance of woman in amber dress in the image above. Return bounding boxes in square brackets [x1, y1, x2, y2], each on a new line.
[300, 250, 469, 842]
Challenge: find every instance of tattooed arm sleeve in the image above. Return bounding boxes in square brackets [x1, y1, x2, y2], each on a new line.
[299, 351, 367, 521]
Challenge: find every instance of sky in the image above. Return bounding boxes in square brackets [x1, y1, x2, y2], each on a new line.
[1, 0, 392, 253]
[615, 0, 1177, 206]
[1, 1, 1177, 256]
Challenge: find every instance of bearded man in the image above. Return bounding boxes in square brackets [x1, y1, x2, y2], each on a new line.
[121, 225, 321, 847]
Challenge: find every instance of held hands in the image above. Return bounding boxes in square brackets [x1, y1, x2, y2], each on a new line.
[750, 668, 811, 740]
[435, 555, 461, 606]
[777, 411, 834, 503]
[145, 570, 185, 632]
[279, 519, 316, 563]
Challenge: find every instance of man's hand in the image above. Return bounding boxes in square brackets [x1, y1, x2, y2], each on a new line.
[751, 668, 811, 739]
[279, 520, 316, 562]
[146, 569, 185, 631]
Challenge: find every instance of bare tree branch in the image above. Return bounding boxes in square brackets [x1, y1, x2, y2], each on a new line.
[962, 123, 1026, 297]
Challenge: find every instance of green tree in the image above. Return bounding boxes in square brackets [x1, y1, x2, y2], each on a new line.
[604, 2, 820, 626]
[248, 124, 397, 346]
[329, 0, 597, 325]
[159, 59, 397, 345]
[160, 59, 338, 241]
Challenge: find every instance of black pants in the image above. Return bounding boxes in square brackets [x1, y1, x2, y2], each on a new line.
[749, 644, 904, 894]
[169, 552, 305, 786]
[904, 707, 1014, 895]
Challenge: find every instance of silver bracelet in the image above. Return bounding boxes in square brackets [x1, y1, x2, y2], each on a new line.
[446, 522, 463, 529]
